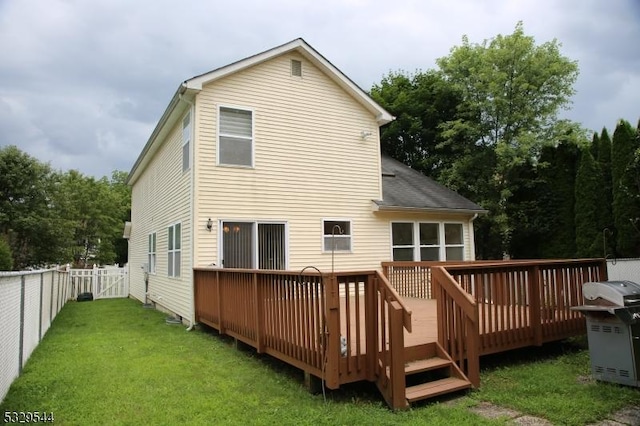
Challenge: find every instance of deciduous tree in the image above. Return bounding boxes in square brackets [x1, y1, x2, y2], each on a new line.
[436, 22, 579, 256]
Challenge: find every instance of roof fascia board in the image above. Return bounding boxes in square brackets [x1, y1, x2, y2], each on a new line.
[372, 201, 487, 216]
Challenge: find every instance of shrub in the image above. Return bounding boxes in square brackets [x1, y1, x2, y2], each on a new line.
[0, 237, 13, 270]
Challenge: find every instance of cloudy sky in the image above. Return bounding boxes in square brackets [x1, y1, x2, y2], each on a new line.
[1, 0, 639, 178]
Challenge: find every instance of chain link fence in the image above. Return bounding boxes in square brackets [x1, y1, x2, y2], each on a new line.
[607, 258, 640, 282]
[0, 268, 70, 403]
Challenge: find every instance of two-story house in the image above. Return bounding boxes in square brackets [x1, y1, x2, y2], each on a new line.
[126, 38, 484, 324]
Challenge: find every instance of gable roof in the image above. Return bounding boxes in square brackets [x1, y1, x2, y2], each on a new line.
[375, 156, 486, 215]
[128, 38, 393, 184]
[185, 38, 393, 125]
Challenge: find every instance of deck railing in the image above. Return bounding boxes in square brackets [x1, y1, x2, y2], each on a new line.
[430, 266, 480, 387]
[194, 268, 412, 395]
[371, 270, 412, 409]
[385, 259, 607, 384]
[194, 268, 329, 383]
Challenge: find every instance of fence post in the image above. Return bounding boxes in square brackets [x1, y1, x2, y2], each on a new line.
[92, 264, 99, 297]
[39, 272, 44, 341]
[50, 272, 54, 324]
[18, 275, 25, 375]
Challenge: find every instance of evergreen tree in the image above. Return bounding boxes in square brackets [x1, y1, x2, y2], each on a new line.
[537, 141, 580, 258]
[611, 120, 640, 257]
[575, 148, 605, 257]
[596, 127, 615, 256]
[590, 132, 600, 160]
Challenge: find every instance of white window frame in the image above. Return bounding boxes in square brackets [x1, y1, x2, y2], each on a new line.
[443, 223, 465, 261]
[217, 105, 254, 168]
[167, 222, 181, 278]
[182, 111, 191, 172]
[322, 219, 353, 253]
[390, 221, 465, 261]
[148, 232, 157, 274]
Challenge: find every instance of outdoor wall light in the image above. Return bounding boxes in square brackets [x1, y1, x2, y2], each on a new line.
[206, 218, 213, 232]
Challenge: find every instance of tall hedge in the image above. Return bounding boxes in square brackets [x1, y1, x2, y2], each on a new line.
[575, 149, 605, 257]
[611, 120, 640, 257]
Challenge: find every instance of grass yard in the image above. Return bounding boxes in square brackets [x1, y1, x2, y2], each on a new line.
[1, 298, 638, 425]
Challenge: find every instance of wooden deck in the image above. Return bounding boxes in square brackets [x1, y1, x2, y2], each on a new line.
[194, 259, 607, 410]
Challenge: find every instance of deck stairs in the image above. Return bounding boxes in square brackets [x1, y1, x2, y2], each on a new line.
[384, 342, 472, 407]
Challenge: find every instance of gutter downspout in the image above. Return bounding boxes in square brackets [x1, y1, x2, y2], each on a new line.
[179, 92, 196, 332]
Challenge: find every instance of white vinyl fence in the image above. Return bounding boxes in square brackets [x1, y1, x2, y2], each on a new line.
[607, 258, 640, 282]
[0, 268, 70, 403]
[69, 265, 129, 299]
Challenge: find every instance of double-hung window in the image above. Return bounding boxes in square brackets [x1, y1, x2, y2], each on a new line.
[218, 106, 253, 167]
[182, 111, 191, 172]
[391, 222, 464, 261]
[444, 223, 464, 260]
[168, 223, 181, 277]
[323, 220, 352, 252]
[148, 232, 156, 274]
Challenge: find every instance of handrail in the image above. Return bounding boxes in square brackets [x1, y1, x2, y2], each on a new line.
[375, 270, 412, 332]
[431, 266, 480, 387]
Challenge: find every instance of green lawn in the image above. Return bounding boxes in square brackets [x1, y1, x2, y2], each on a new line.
[1, 299, 637, 425]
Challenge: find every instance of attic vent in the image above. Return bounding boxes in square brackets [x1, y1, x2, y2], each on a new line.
[291, 59, 302, 77]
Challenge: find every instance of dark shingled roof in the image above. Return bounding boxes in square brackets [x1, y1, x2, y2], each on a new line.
[376, 155, 486, 214]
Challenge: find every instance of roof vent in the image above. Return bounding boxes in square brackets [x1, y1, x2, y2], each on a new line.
[291, 59, 302, 77]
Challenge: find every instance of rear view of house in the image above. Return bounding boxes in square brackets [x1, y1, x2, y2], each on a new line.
[126, 38, 484, 326]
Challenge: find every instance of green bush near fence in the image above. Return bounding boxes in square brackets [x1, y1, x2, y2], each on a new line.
[0, 237, 13, 270]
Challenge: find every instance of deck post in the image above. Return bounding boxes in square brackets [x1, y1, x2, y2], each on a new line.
[466, 307, 480, 387]
[304, 371, 323, 394]
[529, 265, 542, 346]
[365, 273, 378, 381]
[254, 272, 264, 353]
[324, 274, 340, 389]
[389, 301, 407, 409]
[216, 270, 224, 334]
[598, 258, 608, 281]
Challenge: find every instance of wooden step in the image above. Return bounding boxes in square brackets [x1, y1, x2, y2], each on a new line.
[405, 357, 451, 375]
[405, 377, 472, 403]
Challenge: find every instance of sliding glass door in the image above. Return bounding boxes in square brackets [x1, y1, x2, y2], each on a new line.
[221, 221, 286, 270]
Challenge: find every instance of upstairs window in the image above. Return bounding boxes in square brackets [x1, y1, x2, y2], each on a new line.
[182, 112, 191, 172]
[219, 106, 253, 167]
[323, 220, 352, 252]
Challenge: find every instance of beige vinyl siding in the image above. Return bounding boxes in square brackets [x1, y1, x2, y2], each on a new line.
[129, 117, 192, 319]
[193, 52, 386, 271]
